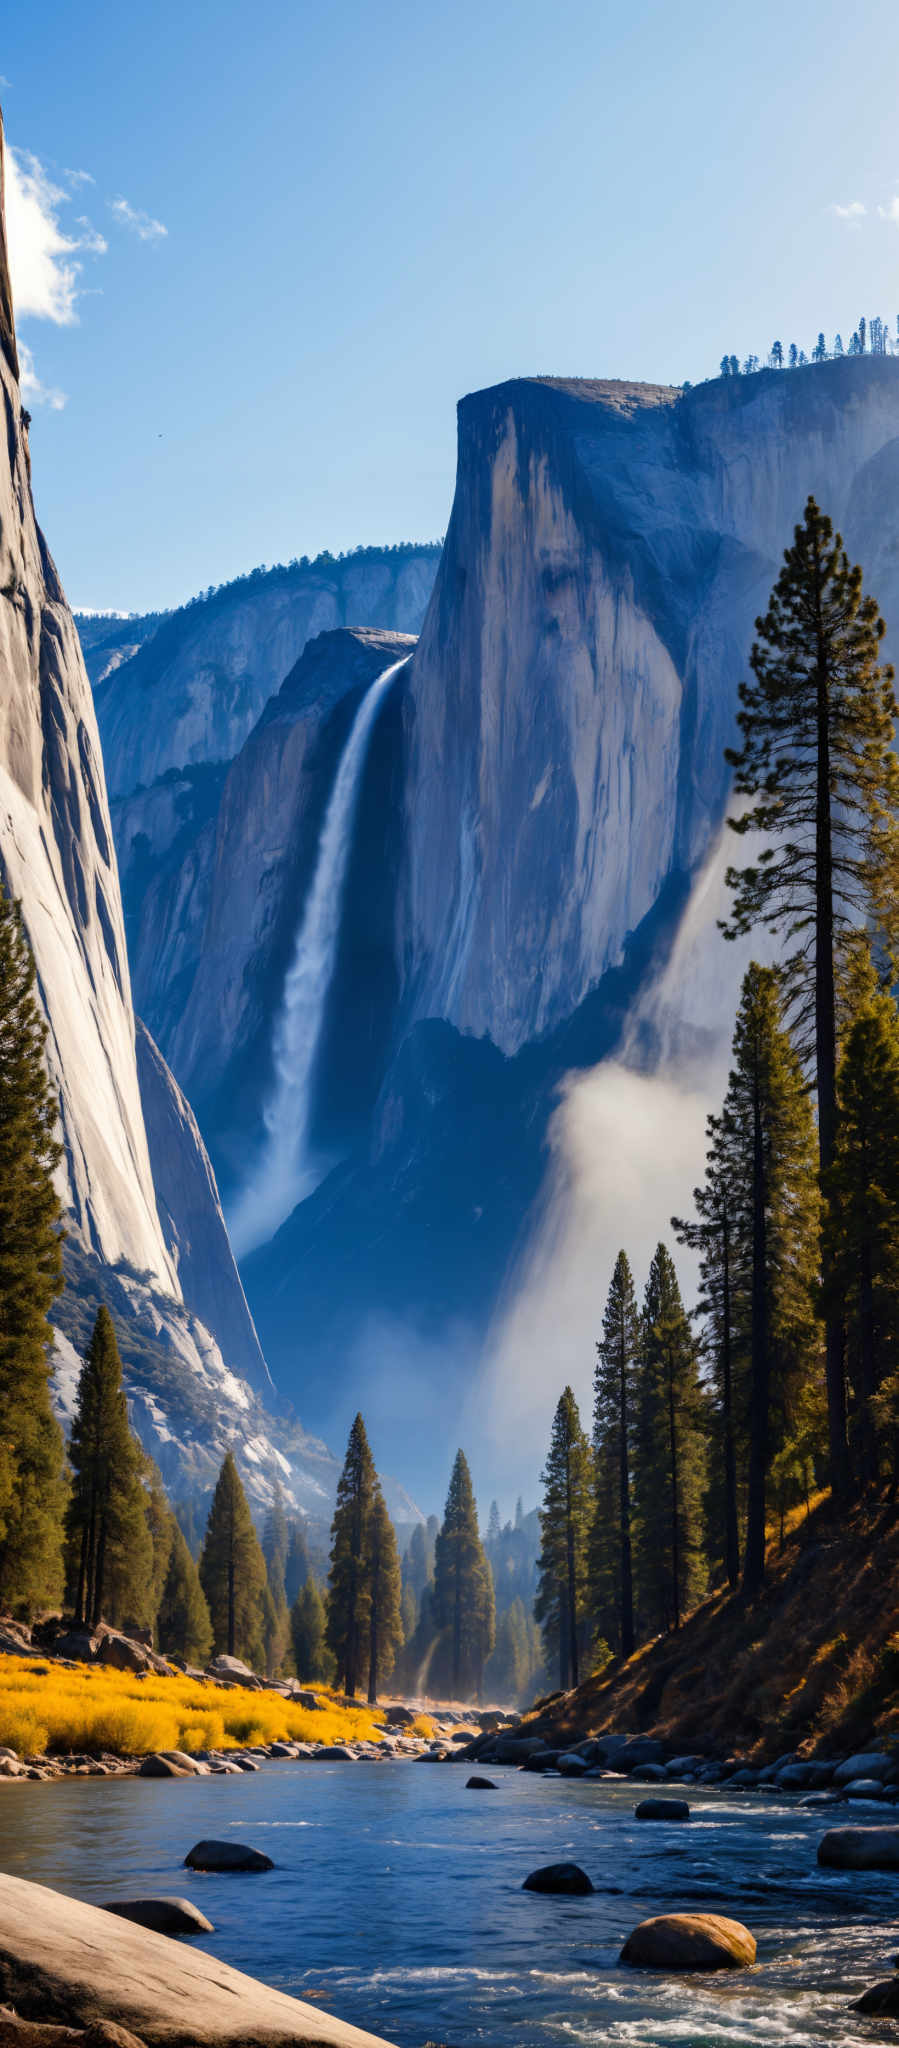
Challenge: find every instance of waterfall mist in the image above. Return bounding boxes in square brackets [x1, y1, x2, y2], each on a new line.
[229, 656, 410, 1257]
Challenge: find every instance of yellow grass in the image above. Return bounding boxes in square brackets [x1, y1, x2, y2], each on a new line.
[0, 1657, 383, 1759]
[408, 1713, 437, 1739]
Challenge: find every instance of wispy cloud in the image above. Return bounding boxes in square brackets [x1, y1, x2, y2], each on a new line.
[18, 339, 66, 410]
[109, 195, 167, 242]
[64, 168, 94, 189]
[877, 197, 899, 225]
[5, 147, 87, 322]
[831, 200, 867, 222]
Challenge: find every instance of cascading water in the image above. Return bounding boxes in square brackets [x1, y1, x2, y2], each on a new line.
[229, 656, 410, 1256]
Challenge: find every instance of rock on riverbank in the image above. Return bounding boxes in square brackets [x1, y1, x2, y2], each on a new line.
[0, 1873, 394, 2047]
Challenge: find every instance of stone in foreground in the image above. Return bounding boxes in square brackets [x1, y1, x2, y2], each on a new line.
[0, 1872, 394, 2045]
[101, 1900, 213, 1937]
[465, 1776, 497, 1790]
[184, 1840, 273, 1873]
[522, 1864, 594, 1895]
[817, 1826, 899, 1869]
[620, 1913, 756, 1971]
[851, 1977, 899, 2015]
[635, 1798, 690, 1822]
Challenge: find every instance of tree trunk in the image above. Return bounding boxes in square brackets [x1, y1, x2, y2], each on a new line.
[814, 562, 849, 1501]
[618, 1326, 634, 1658]
[743, 1065, 770, 1596]
[721, 1207, 740, 1590]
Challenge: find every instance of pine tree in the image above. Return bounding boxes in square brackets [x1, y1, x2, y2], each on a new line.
[65, 1307, 153, 1628]
[404, 1522, 431, 1602]
[198, 1450, 267, 1663]
[367, 1487, 403, 1703]
[326, 1414, 376, 1698]
[674, 1116, 741, 1589]
[0, 883, 67, 1615]
[535, 1390, 591, 1688]
[156, 1519, 213, 1664]
[717, 967, 820, 1594]
[290, 1576, 330, 1682]
[722, 499, 899, 1498]
[591, 1252, 639, 1657]
[262, 1482, 288, 1605]
[485, 1596, 529, 1704]
[433, 1450, 496, 1699]
[825, 946, 899, 1487]
[633, 1248, 706, 1634]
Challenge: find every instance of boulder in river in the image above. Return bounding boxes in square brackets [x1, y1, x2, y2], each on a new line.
[818, 1826, 899, 1868]
[465, 1776, 497, 1790]
[851, 1977, 899, 2015]
[102, 1899, 214, 1936]
[556, 1753, 588, 1776]
[522, 1863, 594, 1895]
[620, 1912, 756, 1970]
[832, 1753, 893, 1785]
[0, 1871, 391, 2045]
[184, 1840, 274, 1873]
[635, 1798, 690, 1821]
[137, 1757, 191, 1780]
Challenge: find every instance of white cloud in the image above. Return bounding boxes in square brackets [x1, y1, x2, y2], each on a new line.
[5, 147, 83, 322]
[109, 195, 167, 242]
[18, 339, 66, 410]
[877, 197, 899, 225]
[831, 200, 867, 221]
[64, 168, 94, 189]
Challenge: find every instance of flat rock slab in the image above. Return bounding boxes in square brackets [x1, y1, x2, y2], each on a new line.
[818, 1826, 899, 1869]
[184, 1841, 273, 1873]
[620, 1913, 756, 1971]
[0, 1873, 394, 2047]
[522, 1864, 594, 1895]
[101, 1902, 213, 1938]
[635, 1799, 690, 1821]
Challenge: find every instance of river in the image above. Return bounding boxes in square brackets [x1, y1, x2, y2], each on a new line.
[0, 1762, 894, 2045]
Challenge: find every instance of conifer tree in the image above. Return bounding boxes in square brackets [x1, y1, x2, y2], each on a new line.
[198, 1450, 267, 1662]
[65, 1307, 153, 1628]
[326, 1414, 376, 1698]
[674, 1116, 741, 1588]
[592, 1252, 639, 1656]
[283, 1518, 309, 1606]
[717, 967, 820, 1594]
[0, 883, 67, 1615]
[290, 1575, 330, 1681]
[722, 499, 899, 1497]
[262, 1482, 289, 1606]
[633, 1248, 705, 1633]
[156, 1518, 213, 1663]
[433, 1450, 495, 1698]
[367, 1486, 403, 1703]
[535, 1389, 591, 1687]
[825, 946, 899, 1486]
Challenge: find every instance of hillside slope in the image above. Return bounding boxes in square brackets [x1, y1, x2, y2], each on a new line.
[523, 1498, 899, 1760]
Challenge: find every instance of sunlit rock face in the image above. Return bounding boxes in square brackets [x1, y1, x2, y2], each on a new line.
[93, 547, 440, 797]
[398, 366, 899, 1053]
[0, 115, 335, 1514]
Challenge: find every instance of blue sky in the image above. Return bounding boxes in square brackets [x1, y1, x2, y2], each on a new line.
[4, 0, 899, 611]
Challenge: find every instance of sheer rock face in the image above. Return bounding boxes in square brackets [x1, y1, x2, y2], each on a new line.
[0, 113, 287, 1504]
[93, 549, 440, 797]
[399, 366, 899, 1053]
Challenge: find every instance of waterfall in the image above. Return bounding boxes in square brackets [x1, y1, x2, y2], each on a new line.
[229, 655, 409, 1256]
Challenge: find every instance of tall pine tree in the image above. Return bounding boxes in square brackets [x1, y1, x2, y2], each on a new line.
[0, 884, 66, 1615]
[591, 1252, 639, 1656]
[199, 1450, 267, 1662]
[326, 1414, 376, 1698]
[535, 1389, 591, 1687]
[291, 1575, 330, 1681]
[674, 1117, 741, 1589]
[433, 1450, 495, 1699]
[722, 499, 899, 1498]
[633, 1247, 705, 1633]
[65, 1306, 153, 1628]
[367, 1487, 403, 1703]
[156, 1519, 213, 1664]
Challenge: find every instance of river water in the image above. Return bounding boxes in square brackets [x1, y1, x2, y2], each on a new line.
[0, 1762, 895, 2046]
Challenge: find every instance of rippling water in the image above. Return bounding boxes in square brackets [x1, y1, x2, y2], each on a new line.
[0, 1763, 895, 2045]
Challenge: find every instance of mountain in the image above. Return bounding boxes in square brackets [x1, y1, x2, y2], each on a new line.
[74, 610, 167, 687]
[0, 114, 352, 1522]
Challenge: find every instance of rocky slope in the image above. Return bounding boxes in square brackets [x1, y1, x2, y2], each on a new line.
[0, 113, 344, 1518]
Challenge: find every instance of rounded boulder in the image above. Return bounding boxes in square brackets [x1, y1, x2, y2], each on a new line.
[103, 1897, 214, 1936]
[818, 1825, 899, 1869]
[184, 1840, 273, 1873]
[620, 1912, 756, 1971]
[466, 1775, 498, 1789]
[522, 1862, 594, 1895]
[635, 1797, 690, 1821]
